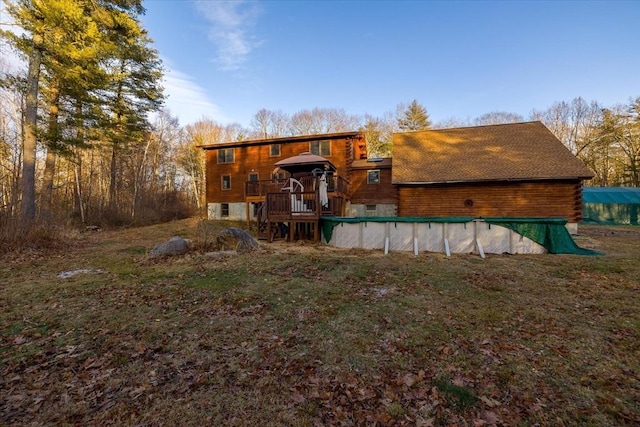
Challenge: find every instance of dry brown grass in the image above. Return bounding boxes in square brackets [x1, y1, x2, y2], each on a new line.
[0, 217, 77, 256]
[1, 220, 639, 426]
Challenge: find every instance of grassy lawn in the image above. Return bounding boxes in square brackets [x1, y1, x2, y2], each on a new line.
[1, 219, 639, 426]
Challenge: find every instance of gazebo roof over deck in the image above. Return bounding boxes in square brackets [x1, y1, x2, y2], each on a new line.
[274, 152, 337, 174]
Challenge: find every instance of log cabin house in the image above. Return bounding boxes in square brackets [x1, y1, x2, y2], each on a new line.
[391, 121, 594, 233]
[200, 121, 593, 243]
[200, 131, 370, 240]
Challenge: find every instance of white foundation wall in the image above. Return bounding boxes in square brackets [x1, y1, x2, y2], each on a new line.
[207, 203, 249, 221]
[346, 203, 397, 217]
[566, 223, 578, 235]
[324, 220, 546, 255]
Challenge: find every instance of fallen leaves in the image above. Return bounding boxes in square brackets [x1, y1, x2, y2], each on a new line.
[2, 222, 640, 425]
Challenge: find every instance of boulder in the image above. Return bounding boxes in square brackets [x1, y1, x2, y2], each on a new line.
[149, 236, 190, 258]
[216, 227, 259, 252]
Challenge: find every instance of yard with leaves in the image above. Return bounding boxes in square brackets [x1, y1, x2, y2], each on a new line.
[1, 219, 639, 426]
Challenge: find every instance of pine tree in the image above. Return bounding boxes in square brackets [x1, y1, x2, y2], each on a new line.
[2, 0, 47, 220]
[1, 0, 163, 222]
[397, 99, 431, 132]
[95, 17, 164, 212]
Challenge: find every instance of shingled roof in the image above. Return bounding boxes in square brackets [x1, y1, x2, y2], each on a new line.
[391, 121, 594, 184]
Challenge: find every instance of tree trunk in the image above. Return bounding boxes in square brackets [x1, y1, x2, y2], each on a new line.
[132, 135, 152, 218]
[109, 62, 126, 217]
[72, 101, 86, 221]
[40, 148, 56, 220]
[73, 157, 85, 224]
[40, 81, 61, 221]
[109, 144, 117, 212]
[190, 173, 201, 209]
[21, 33, 43, 221]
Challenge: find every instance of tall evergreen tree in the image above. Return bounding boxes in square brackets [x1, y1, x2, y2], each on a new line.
[1, 0, 163, 222]
[397, 99, 431, 131]
[2, 0, 48, 220]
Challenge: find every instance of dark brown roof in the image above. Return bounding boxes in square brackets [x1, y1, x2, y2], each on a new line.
[351, 158, 392, 169]
[274, 152, 337, 172]
[391, 121, 594, 184]
[199, 131, 362, 150]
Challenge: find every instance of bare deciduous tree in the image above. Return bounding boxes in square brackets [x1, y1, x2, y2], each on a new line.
[473, 111, 524, 126]
[250, 108, 289, 139]
[290, 107, 361, 136]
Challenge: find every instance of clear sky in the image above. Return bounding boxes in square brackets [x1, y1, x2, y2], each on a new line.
[140, 0, 640, 127]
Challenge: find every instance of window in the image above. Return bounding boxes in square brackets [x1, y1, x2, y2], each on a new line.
[217, 148, 234, 164]
[367, 170, 380, 184]
[270, 144, 281, 157]
[221, 203, 229, 217]
[248, 172, 259, 182]
[310, 140, 331, 156]
[366, 204, 377, 211]
[221, 175, 231, 190]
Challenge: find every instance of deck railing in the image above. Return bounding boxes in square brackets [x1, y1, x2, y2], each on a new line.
[245, 180, 286, 197]
[245, 175, 347, 197]
[265, 191, 342, 220]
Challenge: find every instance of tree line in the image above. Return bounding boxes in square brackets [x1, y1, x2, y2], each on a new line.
[1, 1, 638, 236]
[221, 96, 640, 189]
[1, 0, 166, 232]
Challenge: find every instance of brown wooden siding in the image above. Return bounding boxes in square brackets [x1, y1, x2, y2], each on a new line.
[205, 136, 359, 204]
[350, 168, 397, 204]
[397, 180, 584, 222]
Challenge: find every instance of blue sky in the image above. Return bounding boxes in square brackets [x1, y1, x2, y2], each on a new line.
[141, 0, 640, 127]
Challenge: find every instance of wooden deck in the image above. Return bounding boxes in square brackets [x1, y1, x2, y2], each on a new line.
[260, 191, 344, 242]
[245, 176, 346, 242]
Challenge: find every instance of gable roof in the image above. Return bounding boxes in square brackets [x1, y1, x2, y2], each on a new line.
[391, 121, 594, 184]
[199, 131, 362, 150]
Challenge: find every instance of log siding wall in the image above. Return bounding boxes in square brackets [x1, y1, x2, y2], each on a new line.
[349, 168, 397, 204]
[205, 135, 361, 204]
[397, 180, 584, 222]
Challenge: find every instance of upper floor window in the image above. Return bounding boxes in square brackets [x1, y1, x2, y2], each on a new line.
[221, 175, 231, 190]
[217, 148, 235, 164]
[367, 170, 380, 184]
[270, 144, 281, 157]
[310, 140, 331, 156]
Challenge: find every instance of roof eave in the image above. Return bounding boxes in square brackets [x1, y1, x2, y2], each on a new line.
[198, 131, 363, 150]
[393, 176, 594, 185]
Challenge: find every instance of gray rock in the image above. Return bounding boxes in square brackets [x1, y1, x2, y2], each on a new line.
[216, 228, 259, 252]
[149, 236, 190, 258]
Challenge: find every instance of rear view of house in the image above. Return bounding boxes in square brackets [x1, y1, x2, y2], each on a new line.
[201, 121, 594, 245]
[200, 131, 368, 240]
